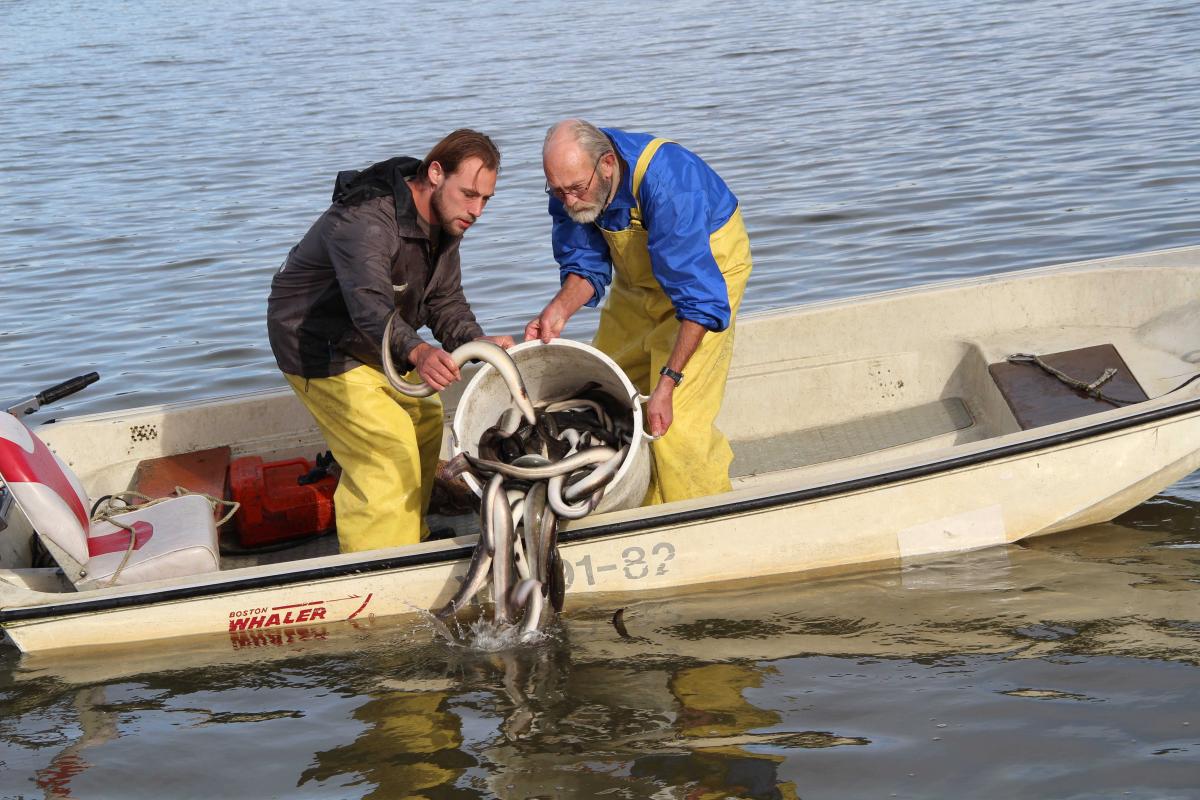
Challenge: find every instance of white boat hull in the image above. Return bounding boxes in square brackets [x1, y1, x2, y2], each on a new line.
[4, 244, 1200, 653]
[4, 394, 1198, 653]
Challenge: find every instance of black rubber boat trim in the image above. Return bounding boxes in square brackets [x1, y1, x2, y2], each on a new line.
[5, 396, 1200, 624]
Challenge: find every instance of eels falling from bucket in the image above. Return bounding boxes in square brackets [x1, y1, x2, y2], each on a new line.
[436, 389, 633, 639]
[381, 310, 536, 425]
[412, 349, 635, 641]
[378, 317, 632, 639]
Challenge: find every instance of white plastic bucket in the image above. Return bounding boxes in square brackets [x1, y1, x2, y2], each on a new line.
[449, 339, 650, 514]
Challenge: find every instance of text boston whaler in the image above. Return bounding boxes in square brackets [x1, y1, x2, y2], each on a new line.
[3, 245, 1200, 654]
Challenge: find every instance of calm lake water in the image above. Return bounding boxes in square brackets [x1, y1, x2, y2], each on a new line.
[2, 0, 1199, 797]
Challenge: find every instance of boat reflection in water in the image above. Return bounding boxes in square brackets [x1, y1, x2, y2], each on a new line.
[5, 492, 1198, 798]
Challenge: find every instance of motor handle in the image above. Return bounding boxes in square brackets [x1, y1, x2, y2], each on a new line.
[38, 372, 99, 406]
[6, 372, 99, 417]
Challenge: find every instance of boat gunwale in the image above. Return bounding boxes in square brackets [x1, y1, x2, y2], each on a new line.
[28, 245, 1200, 432]
[6, 390, 1200, 626]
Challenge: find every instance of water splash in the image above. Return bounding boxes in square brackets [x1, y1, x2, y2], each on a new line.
[410, 604, 550, 651]
[464, 617, 549, 652]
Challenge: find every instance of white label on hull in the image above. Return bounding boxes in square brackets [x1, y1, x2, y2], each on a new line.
[896, 504, 1007, 559]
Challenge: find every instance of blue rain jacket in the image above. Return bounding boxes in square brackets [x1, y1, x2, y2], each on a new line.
[549, 128, 740, 332]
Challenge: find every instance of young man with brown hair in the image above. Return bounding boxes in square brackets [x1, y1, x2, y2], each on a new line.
[268, 129, 512, 552]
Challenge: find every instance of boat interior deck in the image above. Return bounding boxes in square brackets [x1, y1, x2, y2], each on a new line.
[217, 334, 1151, 571]
[8, 251, 1200, 587]
[2, 330, 1175, 584]
[730, 397, 975, 480]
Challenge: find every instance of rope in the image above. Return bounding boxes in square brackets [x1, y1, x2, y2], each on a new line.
[88, 488, 240, 587]
[97, 518, 137, 588]
[1006, 353, 1135, 406]
[1007, 353, 1200, 406]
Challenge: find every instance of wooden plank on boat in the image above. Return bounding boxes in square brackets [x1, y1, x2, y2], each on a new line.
[129, 446, 232, 527]
[988, 344, 1149, 430]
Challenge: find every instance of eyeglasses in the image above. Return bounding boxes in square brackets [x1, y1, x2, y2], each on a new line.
[545, 155, 603, 201]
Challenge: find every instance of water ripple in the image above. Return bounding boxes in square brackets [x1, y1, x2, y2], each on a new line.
[1, 0, 1197, 418]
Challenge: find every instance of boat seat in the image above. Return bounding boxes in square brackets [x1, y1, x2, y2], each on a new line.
[0, 413, 220, 590]
[731, 397, 974, 477]
[987, 344, 1149, 430]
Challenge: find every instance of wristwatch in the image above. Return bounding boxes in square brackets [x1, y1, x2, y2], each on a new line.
[659, 366, 684, 386]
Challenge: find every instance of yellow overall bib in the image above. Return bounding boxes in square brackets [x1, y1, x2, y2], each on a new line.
[592, 138, 752, 505]
[285, 364, 443, 552]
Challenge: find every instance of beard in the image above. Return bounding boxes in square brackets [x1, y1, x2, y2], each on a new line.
[431, 183, 474, 236]
[564, 172, 613, 224]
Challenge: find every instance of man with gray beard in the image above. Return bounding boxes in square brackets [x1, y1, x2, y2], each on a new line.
[525, 119, 753, 505]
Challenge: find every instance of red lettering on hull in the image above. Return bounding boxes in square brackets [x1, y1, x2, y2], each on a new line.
[226, 598, 332, 633]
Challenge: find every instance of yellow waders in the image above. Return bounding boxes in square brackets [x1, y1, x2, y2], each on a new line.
[284, 365, 443, 552]
[592, 139, 752, 505]
[667, 664, 799, 800]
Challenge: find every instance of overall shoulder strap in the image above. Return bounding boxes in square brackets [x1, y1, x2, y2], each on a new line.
[630, 138, 673, 222]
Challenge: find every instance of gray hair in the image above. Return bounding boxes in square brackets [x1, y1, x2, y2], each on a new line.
[544, 119, 614, 160]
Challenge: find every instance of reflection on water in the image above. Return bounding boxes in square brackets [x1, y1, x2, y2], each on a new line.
[301, 687, 466, 799]
[29, 687, 118, 799]
[2, 0, 1198, 416]
[3, 504, 1197, 798]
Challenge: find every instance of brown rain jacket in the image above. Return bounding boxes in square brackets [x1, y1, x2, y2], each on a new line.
[267, 158, 484, 379]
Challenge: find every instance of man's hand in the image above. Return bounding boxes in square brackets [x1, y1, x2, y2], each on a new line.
[645, 320, 706, 435]
[477, 334, 515, 350]
[646, 379, 675, 437]
[524, 304, 571, 343]
[524, 274, 594, 343]
[408, 343, 460, 390]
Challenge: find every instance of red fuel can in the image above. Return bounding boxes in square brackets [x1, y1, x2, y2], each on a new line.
[229, 455, 337, 548]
